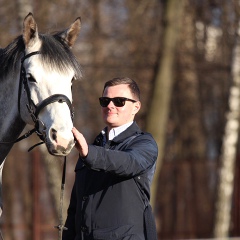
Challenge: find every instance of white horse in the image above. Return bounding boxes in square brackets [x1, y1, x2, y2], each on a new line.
[0, 13, 82, 216]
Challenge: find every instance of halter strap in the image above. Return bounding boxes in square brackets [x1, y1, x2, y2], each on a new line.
[18, 51, 74, 141]
[35, 94, 74, 119]
[21, 51, 41, 63]
[18, 51, 41, 114]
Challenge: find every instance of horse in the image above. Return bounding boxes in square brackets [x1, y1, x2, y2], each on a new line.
[0, 13, 82, 217]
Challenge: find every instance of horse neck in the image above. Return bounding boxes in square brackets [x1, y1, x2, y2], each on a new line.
[0, 73, 26, 163]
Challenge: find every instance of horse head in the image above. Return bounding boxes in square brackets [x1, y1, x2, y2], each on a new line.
[19, 13, 82, 156]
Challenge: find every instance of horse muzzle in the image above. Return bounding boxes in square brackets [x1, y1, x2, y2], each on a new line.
[45, 127, 75, 156]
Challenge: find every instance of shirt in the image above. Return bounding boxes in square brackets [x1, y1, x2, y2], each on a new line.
[101, 121, 134, 144]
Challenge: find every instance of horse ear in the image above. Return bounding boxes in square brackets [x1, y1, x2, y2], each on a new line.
[61, 17, 81, 48]
[23, 12, 39, 48]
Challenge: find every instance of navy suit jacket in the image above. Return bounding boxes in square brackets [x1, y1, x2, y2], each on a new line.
[63, 122, 158, 240]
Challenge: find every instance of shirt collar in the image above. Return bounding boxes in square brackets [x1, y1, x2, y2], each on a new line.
[102, 121, 134, 141]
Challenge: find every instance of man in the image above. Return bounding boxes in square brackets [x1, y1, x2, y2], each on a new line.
[63, 77, 158, 240]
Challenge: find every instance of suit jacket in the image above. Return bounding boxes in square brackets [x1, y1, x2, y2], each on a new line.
[63, 122, 158, 240]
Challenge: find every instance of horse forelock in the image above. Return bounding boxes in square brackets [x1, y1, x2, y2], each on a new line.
[0, 33, 82, 82]
[38, 33, 82, 79]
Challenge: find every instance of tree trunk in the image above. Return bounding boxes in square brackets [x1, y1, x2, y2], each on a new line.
[176, 1, 205, 161]
[16, 0, 33, 28]
[214, 19, 240, 238]
[146, 0, 186, 210]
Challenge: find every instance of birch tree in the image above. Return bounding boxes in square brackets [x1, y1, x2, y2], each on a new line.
[214, 15, 240, 239]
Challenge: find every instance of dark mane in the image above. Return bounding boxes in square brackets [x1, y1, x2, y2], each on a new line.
[0, 36, 25, 79]
[0, 33, 82, 80]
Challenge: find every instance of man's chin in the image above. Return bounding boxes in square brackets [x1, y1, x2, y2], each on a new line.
[105, 117, 118, 125]
[106, 121, 120, 129]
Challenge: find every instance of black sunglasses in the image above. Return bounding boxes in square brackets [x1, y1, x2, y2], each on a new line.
[99, 97, 137, 107]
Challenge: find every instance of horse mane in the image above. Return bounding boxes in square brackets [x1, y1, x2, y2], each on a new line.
[0, 36, 25, 79]
[0, 32, 82, 81]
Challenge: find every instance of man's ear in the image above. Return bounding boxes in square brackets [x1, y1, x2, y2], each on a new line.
[133, 101, 141, 115]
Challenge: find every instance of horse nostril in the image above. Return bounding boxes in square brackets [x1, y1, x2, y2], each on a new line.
[51, 128, 57, 141]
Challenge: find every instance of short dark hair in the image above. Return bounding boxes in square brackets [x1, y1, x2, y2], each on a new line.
[103, 77, 140, 100]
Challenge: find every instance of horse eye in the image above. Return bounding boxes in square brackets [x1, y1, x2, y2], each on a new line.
[27, 74, 37, 83]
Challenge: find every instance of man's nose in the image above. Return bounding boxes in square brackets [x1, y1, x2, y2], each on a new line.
[107, 100, 115, 108]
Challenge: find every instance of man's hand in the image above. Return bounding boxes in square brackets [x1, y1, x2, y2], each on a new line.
[72, 127, 88, 157]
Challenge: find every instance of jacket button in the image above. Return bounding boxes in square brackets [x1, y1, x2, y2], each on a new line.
[81, 226, 87, 232]
[83, 196, 88, 201]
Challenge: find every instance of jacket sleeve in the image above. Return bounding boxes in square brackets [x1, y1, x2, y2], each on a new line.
[62, 182, 77, 240]
[82, 133, 158, 178]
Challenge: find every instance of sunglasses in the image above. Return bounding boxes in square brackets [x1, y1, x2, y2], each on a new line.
[99, 97, 137, 107]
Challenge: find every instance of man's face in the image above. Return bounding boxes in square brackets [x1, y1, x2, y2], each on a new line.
[101, 84, 141, 130]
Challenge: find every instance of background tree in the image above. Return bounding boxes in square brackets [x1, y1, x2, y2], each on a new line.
[214, 1, 240, 237]
[146, 0, 186, 213]
[1, 0, 240, 239]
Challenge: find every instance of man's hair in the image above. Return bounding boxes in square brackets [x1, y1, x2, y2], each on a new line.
[103, 77, 140, 100]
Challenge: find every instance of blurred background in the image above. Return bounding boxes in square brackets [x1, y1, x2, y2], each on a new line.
[0, 0, 240, 239]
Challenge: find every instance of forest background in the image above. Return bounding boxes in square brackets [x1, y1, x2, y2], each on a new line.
[0, 0, 240, 239]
